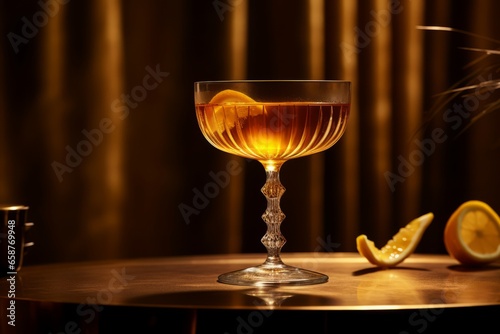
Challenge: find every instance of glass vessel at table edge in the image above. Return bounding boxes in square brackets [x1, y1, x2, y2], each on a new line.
[194, 80, 350, 286]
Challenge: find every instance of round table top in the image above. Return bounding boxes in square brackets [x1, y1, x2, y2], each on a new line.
[4, 252, 499, 311]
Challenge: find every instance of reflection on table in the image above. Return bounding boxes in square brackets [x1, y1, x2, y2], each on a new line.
[0, 253, 498, 333]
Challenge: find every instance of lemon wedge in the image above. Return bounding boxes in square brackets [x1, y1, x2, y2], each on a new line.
[444, 200, 500, 266]
[356, 213, 434, 267]
[206, 89, 263, 133]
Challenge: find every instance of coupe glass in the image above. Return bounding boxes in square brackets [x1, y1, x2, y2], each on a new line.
[195, 80, 350, 286]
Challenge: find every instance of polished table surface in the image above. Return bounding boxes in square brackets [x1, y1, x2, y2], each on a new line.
[1, 252, 499, 333]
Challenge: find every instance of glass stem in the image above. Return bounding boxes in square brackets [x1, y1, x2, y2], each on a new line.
[260, 165, 286, 266]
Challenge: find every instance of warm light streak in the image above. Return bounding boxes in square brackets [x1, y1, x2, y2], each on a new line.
[309, 0, 325, 79]
[230, 1, 248, 79]
[339, 0, 360, 240]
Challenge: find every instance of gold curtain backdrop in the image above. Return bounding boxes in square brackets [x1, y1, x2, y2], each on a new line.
[1, 0, 499, 265]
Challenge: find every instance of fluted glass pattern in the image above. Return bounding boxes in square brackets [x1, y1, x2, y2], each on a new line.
[197, 102, 349, 162]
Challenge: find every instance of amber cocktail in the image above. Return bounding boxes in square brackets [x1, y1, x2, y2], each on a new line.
[195, 80, 350, 286]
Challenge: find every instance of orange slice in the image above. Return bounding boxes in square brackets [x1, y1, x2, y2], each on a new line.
[206, 89, 263, 133]
[444, 200, 500, 266]
[210, 89, 257, 104]
[356, 213, 434, 267]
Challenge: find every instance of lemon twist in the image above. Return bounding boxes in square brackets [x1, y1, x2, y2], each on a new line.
[357, 213, 434, 267]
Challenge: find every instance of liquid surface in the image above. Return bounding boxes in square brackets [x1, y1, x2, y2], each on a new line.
[196, 102, 349, 162]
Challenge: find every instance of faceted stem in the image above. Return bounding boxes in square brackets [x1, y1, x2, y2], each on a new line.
[260, 165, 286, 266]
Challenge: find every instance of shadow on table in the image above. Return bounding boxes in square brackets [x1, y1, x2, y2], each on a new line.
[352, 266, 430, 276]
[447, 264, 500, 272]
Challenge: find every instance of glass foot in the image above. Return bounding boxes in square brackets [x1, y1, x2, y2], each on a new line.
[217, 262, 328, 286]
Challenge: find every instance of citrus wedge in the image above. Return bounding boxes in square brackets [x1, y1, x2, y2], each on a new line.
[210, 89, 257, 105]
[444, 200, 500, 266]
[206, 89, 263, 133]
[356, 213, 434, 267]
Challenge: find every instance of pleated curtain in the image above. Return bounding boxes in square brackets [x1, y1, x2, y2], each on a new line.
[1, 0, 499, 264]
